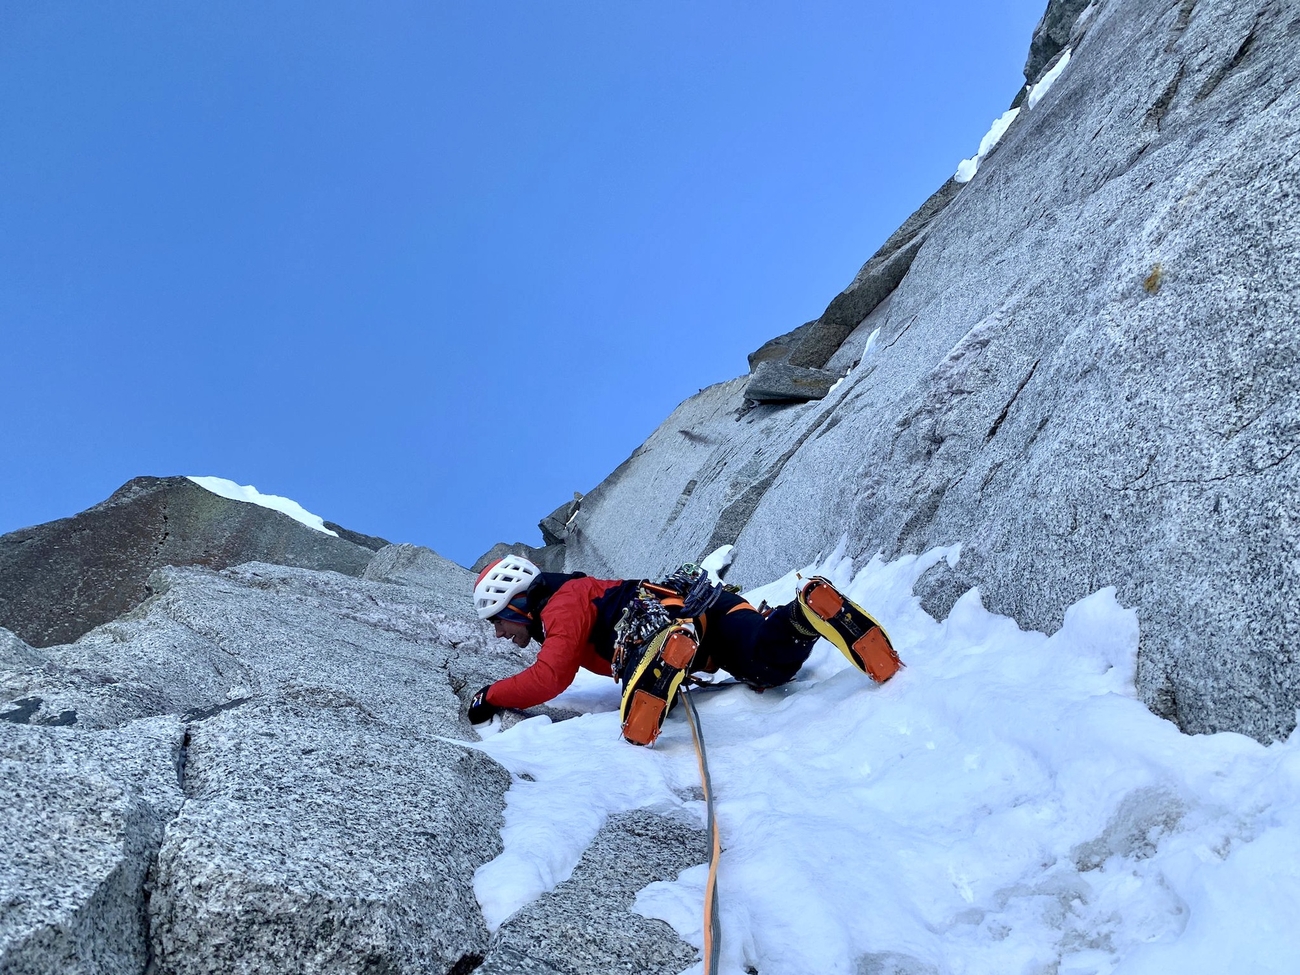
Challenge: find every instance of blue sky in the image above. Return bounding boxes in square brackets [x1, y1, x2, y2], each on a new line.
[2, 1, 1046, 567]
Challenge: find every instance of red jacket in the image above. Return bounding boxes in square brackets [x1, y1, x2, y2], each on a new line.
[484, 576, 623, 710]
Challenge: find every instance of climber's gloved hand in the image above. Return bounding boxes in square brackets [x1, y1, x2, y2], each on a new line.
[467, 686, 501, 725]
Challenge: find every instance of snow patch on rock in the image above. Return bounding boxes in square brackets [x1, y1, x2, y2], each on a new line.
[187, 476, 338, 536]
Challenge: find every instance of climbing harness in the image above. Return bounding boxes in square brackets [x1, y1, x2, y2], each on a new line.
[680, 683, 721, 975]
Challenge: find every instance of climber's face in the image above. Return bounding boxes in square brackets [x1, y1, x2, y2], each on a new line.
[493, 616, 531, 649]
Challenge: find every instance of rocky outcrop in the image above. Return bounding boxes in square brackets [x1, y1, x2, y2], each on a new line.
[0, 477, 381, 648]
[479, 813, 701, 975]
[472, 496, 582, 574]
[1022, 0, 1095, 87]
[470, 540, 567, 575]
[741, 179, 965, 403]
[362, 543, 482, 620]
[567, 0, 1300, 742]
[2, 559, 680, 973]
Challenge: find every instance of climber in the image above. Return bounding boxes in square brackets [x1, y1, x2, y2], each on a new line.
[465, 553, 900, 745]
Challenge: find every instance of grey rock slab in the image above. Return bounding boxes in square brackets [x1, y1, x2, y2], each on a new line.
[743, 360, 844, 404]
[0, 627, 44, 671]
[479, 812, 703, 975]
[0, 716, 184, 975]
[0, 476, 378, 648]
[149, 703, 506, 975]
[563, 0, 1300, 741]
[2, 560, 525, 972]
[362, 543, 478, 621]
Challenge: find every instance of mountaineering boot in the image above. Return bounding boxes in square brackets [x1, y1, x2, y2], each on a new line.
[796, 577, 902, 683]
[618, 621, 699, 746]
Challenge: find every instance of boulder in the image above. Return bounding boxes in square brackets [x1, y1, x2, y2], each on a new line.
[0, 476, 378, 648]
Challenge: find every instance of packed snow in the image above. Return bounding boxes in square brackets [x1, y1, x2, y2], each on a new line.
[955, 108, 1020, 183]
[1027, 48, 1072, 110]
[186, 476, 338, 536]
[470, 543, 1300, 975]
[954, 47, 1071, 184]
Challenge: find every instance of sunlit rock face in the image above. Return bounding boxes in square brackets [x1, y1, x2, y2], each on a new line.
[565, 0, 1300, 742]
[1, 561, 517, 974]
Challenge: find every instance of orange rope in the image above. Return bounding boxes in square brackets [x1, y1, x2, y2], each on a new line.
[680, 686, 720, 975]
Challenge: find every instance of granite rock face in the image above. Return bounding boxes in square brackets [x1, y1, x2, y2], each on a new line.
[470, 540, 567, 574]
[0, 716, 184, 975]
[744, 360, 844, 404]
[741, 179, 965, 402]
[566, 0, 1300, 742]
[0, 477, 379, 648]
[1, 558, 685, 972]
[0, 563, 513, 973]
[362, 542, 480, 620]
[479, 813, 703, 975]
[1023, 0, 1095, 86]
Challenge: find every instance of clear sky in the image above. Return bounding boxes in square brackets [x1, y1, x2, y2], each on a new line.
[2, 1, 1047, 567]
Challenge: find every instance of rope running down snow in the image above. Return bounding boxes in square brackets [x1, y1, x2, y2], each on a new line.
[680, 685, 720, 975]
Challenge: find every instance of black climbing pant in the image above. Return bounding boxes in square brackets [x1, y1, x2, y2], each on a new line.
[695, 589, 816, 689]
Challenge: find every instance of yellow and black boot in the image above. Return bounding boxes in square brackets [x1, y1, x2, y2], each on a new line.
[618, 621, 698, 746]
[795, 577, 902, 683]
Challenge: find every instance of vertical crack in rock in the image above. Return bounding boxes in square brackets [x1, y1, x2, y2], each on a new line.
[702, 408, 838, 555]
[663, 479, 698, 530]
[1196, 11, 1265, 102]
[175, 726, 193, 792]
[1144, 64, 1185, 130]
[1166, 0, 1199, 51]
[985, 359, 1042, 443]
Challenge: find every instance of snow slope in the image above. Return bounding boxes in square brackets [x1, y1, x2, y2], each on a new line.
[472, 545, 1300, 975]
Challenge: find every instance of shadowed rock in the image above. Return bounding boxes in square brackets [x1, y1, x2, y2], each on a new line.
[745, 360, 843, 403]
[471, 540, 567, 574]
[0, 476, 378, 647]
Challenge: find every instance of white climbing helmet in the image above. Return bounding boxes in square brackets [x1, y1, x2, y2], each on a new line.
[473, 554, 541, 619]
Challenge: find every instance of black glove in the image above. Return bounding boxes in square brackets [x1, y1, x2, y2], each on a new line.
[467, 685, 502, 724]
